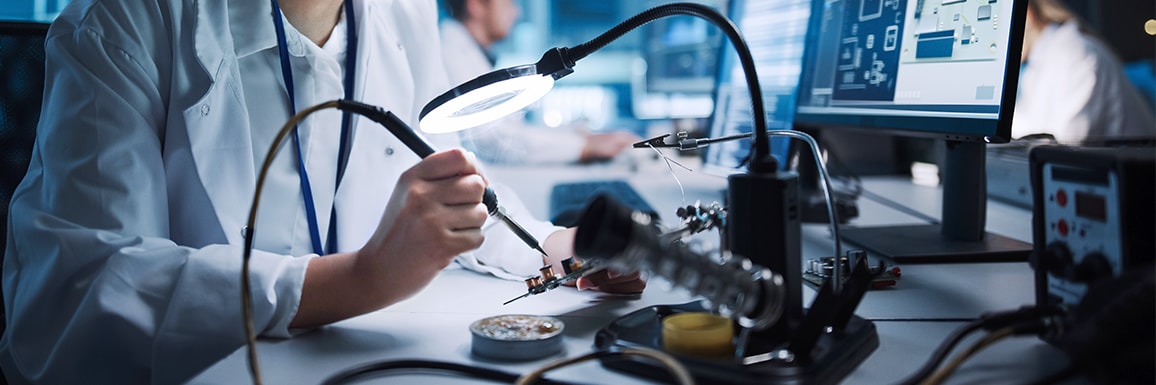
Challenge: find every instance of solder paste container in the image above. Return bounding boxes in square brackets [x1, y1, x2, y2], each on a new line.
[470, 314, 565, 361]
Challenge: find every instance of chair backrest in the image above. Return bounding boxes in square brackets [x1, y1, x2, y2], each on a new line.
[0, 20, 50, 340]
[0, 21, 48, 248]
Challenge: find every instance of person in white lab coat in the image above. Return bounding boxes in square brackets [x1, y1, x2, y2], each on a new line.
[1012, 0, 1155, 143]
[439, 0, 641, 164]
[0, 0, 643, 383]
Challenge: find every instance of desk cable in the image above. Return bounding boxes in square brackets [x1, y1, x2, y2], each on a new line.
[241, 100, 343, 385]
[318, 348, 694, 385]
[894, 305, 1064, 385]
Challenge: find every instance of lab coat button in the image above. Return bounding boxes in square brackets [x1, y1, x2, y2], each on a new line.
[385, 147, 395, 156]
[200, 104, 210, 117]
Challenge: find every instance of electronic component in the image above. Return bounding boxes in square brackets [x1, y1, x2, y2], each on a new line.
[1030, 145, 1155, 384]
[506, 199, 729, 306]
[977, 4, 992, 20]
[916, 30, 956, 58]
[503, 258, 594, 305]
[1030, 145, 1154, 311]
[803, 255, 901, 289]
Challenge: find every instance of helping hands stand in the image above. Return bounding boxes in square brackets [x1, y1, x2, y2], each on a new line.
[575, 177, 879, 384]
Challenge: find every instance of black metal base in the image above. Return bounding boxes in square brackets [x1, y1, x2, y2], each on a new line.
[593, 301, 879, 385]
[840, 224, 1032, 264]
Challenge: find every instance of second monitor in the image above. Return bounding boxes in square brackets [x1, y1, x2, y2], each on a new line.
[794, 0, 1032, 263]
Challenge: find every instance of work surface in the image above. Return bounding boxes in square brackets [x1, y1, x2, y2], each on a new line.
[191, 154, 1069, 384]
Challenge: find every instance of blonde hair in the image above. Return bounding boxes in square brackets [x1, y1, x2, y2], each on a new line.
[1028, 0, 1076, 25]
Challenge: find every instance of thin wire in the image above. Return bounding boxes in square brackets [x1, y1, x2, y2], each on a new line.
[647, 143, 688, 207]
[646, 143, 695, 172]
[319, 359, 577, 385]
[243, 100, 343, 385]
[920, 327, 1016, 385]
[765, 130, 843, 291]
[515, 347, 695, 385]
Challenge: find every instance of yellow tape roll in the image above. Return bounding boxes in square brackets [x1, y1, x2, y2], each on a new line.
[662, 312, 734, 359]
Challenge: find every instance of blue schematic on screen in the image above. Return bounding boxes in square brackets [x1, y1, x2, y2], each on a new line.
[832, 0, 906, 101]
[796, 0, 1017, 139]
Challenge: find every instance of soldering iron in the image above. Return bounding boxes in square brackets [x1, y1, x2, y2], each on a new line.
[337, 100, 548, 257]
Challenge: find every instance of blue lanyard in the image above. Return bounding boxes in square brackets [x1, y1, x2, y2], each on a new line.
[271, 0, 359, 255]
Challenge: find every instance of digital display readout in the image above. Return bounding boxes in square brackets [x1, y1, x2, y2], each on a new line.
[1075, 192, 1108, 222]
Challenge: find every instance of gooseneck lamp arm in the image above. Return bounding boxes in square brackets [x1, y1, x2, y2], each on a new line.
[563, 4, 771, 169]
[560, 3, 772, 171]
[557, 4, 767, 169]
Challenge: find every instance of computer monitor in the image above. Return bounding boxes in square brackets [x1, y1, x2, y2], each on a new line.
[632, 1, 725, 119]
[794, 0, 1031, 263]
[701, 0, 811, 175]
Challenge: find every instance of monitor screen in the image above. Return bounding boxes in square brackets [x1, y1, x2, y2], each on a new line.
[790, 0, 1032, 263]
[633, 1, 726, 119]
[794, 0, 1023, 142]
[701, 0, 812, 175]
[644, 16, 721, 94]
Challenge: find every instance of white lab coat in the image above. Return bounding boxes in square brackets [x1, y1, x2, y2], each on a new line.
[0, 0, 557, 383]
[438, 20, 587, 164]
[1012, 22, 1156, 143]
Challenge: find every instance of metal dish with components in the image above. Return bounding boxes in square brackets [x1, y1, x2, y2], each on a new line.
[469, 314, 565, 361]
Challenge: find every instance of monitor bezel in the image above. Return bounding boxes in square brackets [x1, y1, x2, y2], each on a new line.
[792, 0, 1029, 144]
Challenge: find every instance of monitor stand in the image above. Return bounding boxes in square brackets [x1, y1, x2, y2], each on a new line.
[839, 141, 1032, 264]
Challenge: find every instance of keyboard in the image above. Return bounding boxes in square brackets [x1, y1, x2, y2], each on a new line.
[549, 180, 659, 227]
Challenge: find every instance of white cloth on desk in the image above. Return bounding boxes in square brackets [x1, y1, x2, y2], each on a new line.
[0, 0, 556, 384]
[1012, 22, 1155, 143]
[438, 20, 587, 165]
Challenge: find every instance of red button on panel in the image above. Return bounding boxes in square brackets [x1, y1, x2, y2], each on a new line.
[1056, 189, 1068, 207]
[1057, 219, 1069, 237]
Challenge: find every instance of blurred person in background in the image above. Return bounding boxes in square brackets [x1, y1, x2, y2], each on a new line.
[1012, 0, 1155, 144]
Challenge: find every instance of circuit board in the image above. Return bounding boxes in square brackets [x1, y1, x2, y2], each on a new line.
[833, 0, 908, 101]
[901, 0, 1003, 63]
[803, 256, 901, 289]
